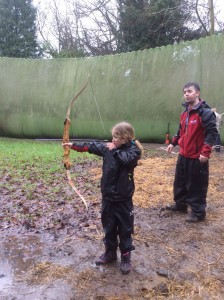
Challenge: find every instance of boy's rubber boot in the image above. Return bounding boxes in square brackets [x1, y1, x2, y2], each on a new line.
[95, 249, 117, 265]
[120, 252, 131, 274]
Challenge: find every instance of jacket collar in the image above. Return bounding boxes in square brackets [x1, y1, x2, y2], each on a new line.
[182, 98, 210, 112]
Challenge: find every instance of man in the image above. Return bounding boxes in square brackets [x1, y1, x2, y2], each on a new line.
[166, 82, 218, 222]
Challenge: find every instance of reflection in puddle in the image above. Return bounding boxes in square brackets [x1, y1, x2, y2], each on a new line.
[3, 235, 43, 274]
[0, 234, 85, 299]
[0, 234, 43, 292]
[0, 260, 13, 290]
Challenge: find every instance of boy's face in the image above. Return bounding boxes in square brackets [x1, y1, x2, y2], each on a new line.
[112, 131, 127, 147]
[183, 85, 200, 106]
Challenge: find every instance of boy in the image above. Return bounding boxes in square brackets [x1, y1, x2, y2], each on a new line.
[63, 122, 143, 274]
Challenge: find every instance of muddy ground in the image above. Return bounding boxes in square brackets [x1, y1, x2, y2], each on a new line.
[0, 144, 224, 300]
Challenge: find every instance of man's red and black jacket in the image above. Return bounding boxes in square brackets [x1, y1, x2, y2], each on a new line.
[171, 100, 218, 158]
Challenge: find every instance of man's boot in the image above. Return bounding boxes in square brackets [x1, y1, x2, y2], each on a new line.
[186, 212, 206, 223]
[95, 248, 117, 266]
[120, 252, 131, 274]
[166, 204, 188, 213]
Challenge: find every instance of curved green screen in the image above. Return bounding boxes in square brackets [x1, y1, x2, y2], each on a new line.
[0, 35, 224, 142]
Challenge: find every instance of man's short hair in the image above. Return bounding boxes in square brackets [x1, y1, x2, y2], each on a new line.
[183, 82, 200, 91]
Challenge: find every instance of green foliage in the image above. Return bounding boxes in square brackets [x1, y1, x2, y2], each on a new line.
[53, 49, 86, 59]
[0, 0, 40, 58]
[41, 41, 86, 59]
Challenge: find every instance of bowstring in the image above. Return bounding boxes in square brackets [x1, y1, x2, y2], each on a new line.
[88, 74, 107, 136]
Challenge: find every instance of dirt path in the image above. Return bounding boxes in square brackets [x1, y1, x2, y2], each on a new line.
[0, 145, 224, 299]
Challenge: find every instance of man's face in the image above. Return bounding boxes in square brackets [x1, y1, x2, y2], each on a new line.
[183, 86, 200, 106]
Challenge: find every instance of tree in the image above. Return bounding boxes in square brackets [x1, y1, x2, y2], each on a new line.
[194, 0, 223, 36]
[208, 0, 214, 35]
[36, 0, 119, 57]
[0, 0, 40, 58]
[35, 0, 224, 57]
[117, 0, 205, 52]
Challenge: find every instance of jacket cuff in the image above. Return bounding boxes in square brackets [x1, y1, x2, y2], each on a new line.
[71, 144, 89, 152]
[201, 144, 212, 158]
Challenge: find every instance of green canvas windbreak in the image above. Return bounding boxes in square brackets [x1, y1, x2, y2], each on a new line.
[0, 34, 224, 142]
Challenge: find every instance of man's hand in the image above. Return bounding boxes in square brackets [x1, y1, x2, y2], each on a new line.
[166, 144, 174, 153]
[199, 154, 208, 163]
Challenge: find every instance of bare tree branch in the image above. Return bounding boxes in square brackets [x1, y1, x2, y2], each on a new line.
[195, 0, 209, 35]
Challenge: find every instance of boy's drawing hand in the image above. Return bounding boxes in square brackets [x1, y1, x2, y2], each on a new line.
[106, 142, 117, 150]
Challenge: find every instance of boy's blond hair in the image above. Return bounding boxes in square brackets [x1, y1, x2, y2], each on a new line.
[111, 122, 143, 156]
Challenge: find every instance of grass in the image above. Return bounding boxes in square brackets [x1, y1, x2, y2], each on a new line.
[0, 137, 102, 229]
[0, 138, 100, 221]
[0, 137, 96, 183]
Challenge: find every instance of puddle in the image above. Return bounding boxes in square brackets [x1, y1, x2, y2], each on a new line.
[0, 233, 90, 299]
[3, 235, 44, 274]
[0, 234, 49, 298]
[0, 260, 13, 290]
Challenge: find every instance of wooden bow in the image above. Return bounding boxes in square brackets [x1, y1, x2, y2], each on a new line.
[63, 80, 89, 210]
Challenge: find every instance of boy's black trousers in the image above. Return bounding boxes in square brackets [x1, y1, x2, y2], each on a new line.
[101, 198, 135, 254]
[174, 154, 208, 218]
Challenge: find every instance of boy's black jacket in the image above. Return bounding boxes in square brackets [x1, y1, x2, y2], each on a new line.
[73, 141, 141, 201]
